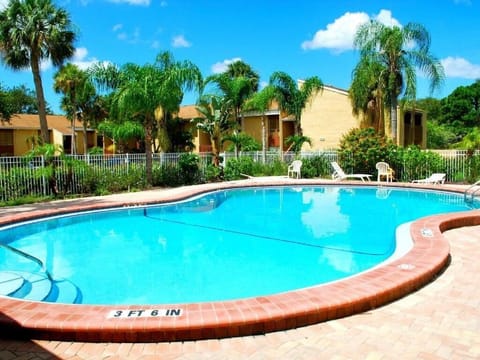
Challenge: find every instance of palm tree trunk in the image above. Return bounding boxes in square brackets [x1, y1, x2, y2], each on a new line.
[71, 114, 76, 155]
[83, 121, 88, 155]
[144, 120, 153, 186]
[261, 114, 266, 163]
[30, 57, 50, 144]
[390, 95, 398, 143]
[211, 135, 220, 167]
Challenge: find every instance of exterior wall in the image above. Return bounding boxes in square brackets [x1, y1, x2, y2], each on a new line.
[75, 131, 97, 154]
[243, 115, 263, 144]
[197, 131, 212, 152]
[301, 86, 361, 150]
[13, 129, 38, 155]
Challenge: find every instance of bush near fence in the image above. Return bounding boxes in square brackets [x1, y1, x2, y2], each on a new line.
[0, 150, 479, 202]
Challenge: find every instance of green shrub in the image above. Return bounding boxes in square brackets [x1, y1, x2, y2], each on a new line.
[152, 164, 182, 187]
[396, 146, 444, 181]
[465, 154, 480, 183]
[178, 153, 201, 185]
[338, 127, 396, 174]
[264, 158, 288, 176]
[301, 156, 332, 178]
[224, 157, 254, 180]
[203, 163, 222, 182]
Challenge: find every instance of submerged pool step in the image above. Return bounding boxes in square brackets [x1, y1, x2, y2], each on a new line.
[45, 279, 82, 304]
[0, 271, 25, 296]
[0, 270, 81, 304]
[10, 271, 52, 301]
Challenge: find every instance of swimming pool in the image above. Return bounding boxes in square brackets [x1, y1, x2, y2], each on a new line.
[0, 185, 473, 305]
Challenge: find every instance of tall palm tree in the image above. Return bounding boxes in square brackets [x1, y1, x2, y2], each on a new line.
[354, 21, 444, 142]
[93, 63, 166, 184]
[243, 85, 277, 162]
[206, 60, 260, 126]
[153, 52, 202, 153]
[349, 57, 386, 134]
[0, 0, 76, 144]
[225, 60, 260, 93]
[269, 71, 323, 136]
[90, 52, 201, 185]
[54, 63, 87, 154]
[77, 86, 106, 154]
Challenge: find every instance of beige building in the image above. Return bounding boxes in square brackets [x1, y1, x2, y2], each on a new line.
[180, 84, 427, 153]
[0, 114, 98, 156]
[1, 83, 425, 157]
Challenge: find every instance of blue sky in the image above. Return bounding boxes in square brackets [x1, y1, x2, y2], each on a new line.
[1, 0, 479, 114]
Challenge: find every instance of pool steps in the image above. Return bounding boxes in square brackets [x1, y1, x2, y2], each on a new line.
[0, 270, 81, 304]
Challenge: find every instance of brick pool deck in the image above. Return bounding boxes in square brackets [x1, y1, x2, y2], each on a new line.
[0, 179, 479, 358]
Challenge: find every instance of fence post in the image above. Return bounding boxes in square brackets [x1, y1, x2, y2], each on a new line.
[41, 155, 47, 197]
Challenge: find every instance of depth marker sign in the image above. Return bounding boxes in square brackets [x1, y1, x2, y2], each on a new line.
[108, 309, 183, 318]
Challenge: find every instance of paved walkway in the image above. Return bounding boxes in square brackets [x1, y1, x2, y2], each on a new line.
[0, 184, 479, 359]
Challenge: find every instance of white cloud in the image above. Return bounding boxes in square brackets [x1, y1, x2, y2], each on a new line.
[301, 9, 401, 53]
[71, 47, 107, 70]
[40, 59, 52, 72]
[375, 9, 401, 28]
[114, 26, 141, 43]
[211, 57, 242, 74]
[0, 0, 8, 10]
[108, 0, 150, 5]
[441, 56, 480, 79]
[172, 35, 191, 48]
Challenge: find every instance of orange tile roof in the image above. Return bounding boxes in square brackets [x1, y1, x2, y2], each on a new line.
[0, 114, 84, 134]
[177, 105, 200, 119]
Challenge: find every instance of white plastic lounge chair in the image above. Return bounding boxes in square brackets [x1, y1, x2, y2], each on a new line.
[412, 173, 446, 185]
[376, 162, 393, 182]
[331, 161, 372, 182]
[288, 160, 302, 178]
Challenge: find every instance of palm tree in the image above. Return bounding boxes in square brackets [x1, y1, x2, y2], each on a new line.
[54, 63, 87, 154]
[153, 52, 202, 153]
[206, 60, 260, 126]
[0, 0, 76, 144]
[194, 95, 234, 166]
[269, 71, 323, 136]
[77, 89, 106, 154]
[349, 57, 386, 134]
[243, 85, 277, 162]
[92, 62, 166, 184]
[285, 134, 312, 155]
[353, 21, 444, 142]
[97, 120, 144, 154]
[90, 52, 201, 185]
[225, 60, 260, 90]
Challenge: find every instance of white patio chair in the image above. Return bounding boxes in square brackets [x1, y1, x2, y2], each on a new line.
[287, 160, 302, 179]
[376, 162, 393, 182]
[331, 161, 372, 182]
[412, 173, 446, 185]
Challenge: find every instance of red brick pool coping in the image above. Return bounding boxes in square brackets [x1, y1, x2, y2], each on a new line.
[0, 180, 478, 342]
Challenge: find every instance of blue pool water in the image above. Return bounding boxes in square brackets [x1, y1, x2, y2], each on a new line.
[0, 186, 474, 305]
